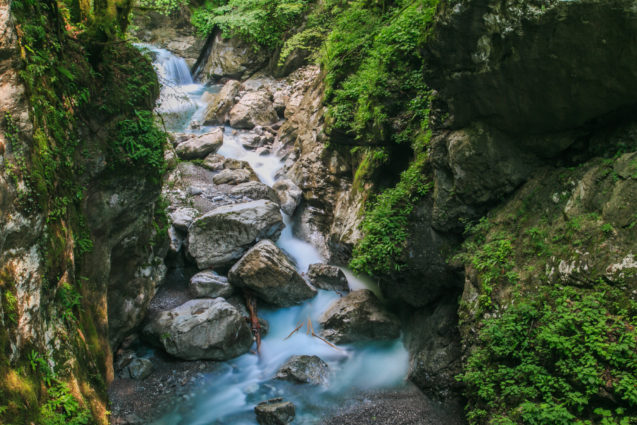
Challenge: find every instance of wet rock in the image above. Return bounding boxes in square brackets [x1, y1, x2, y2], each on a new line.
[272, 179, 303, 216]
[229, 181, 279, 203]
[175, 129, 224, 160]
[203, 80, 241, 125]
[275, 355, 328, 385]
[189, 270, 234, 298]
[229, 91, 279, 129]
[144, 298, 253, 361]
[126, 358, 154, 380]
[307, 264, 349, 292]
[200, 33, 268, 81]
[187, 200, 284, 269]
[319, 290, 401, 344]
[169, 207, 199, 231]
[212, 168, 256, 185]
[254, 398, 295, 425]
[228, 240, 317, 306]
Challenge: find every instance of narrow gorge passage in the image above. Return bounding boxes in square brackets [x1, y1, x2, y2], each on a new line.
[124, 46, 416, 425]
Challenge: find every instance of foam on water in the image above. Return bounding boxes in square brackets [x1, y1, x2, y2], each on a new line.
[143, 46, 410, 425]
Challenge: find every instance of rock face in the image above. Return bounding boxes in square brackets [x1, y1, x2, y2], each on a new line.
[275, 355, 328, 385]
[203, 80, 241, 125]
[144, 299, 253, 360]
[189, 270, 234, 298]
[306, 264, 349, 292]
[272, 179, 303, 216]
[200, 33, 268, 81]
[175, 129, 224, 160]
[427, 0, 637, 136]
[228, 240, 317, 306]
[229, 91, 279, 129]
[254, 398, 295, 425]
[319, 290, 401, 344]
[187, 200, 284, 269]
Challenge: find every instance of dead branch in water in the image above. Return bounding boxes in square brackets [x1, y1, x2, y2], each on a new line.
[244, 290, 262, 355]
[283, 318, 344, 352]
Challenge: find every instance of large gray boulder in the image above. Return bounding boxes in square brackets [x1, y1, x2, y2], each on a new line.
[203, 80, 241, 125]
[230, 181, 279, 203]
[254, 398, 295, 425]
[175, 129, 224, 160]
[189, 270, 234, 298]
[229, 91, 279, 129]
[144, 299, 252, 361]
[228, 240, 317, 306]
[187, 200, 284, 269]
[306, 264, 349, 292]
[319, 290, 401, 344]
[200, 33, 268, 81]
[275, 355, 328, 385]
[212, 168, 256, 185]
[272, 179, 303, 216]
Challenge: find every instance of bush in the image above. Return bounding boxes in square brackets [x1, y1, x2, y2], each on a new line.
[459, 285, 637, 425]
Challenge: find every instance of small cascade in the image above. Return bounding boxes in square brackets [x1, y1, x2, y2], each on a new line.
[141, 45, 410, 425]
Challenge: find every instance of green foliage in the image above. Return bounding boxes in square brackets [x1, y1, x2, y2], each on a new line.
[113, 110, 166, 178]
[57, 282, 82, 324]
[40, 382, 91, 425]
[192, 0, 312, 50]
[350, 150, 433, 275]
[459, 285, 637, 425]
[136, 0, 189, 15]
[323, 0, 438, 145]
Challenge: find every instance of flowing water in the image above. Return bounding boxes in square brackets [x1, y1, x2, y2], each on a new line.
[142, 45, 410, 425]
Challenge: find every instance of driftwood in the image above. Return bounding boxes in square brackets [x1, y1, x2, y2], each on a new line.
[283, 317, 343, 352]
[244, 290, 262, 355]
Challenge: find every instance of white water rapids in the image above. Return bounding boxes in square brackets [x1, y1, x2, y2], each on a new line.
[141, 45, 410, 425]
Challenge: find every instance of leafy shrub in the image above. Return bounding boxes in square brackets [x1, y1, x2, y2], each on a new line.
[350, 150, 433, 275]
[459, 285, 637, 425]
[192, 0, 312, 50]
[113, 110, 166, 178]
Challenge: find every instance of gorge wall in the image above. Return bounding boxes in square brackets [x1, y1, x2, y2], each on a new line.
[1, 0, 636, 424]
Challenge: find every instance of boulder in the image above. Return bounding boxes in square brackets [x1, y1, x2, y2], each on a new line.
[254, 398, 295, 425]
[319, 290, 401, 344]
[187, 200, 284, 269]
[272, 179, 303, 216]
[189, 270, 234, 298]
[175, 129, 223, 160]
[203, 80, 241, 125]
[200, 33, 268, 81]
[228, 240, 317, 306]
[229, 181, 279, 203]
[144, 299, 252, 360]
[275, 355, 328, 385]
[212, 168, 256, 185]
[168, 207, 199, 231]
[306, 264, 349, 292]
[125, 358, 154, 380]
[229, 91, 279, 129]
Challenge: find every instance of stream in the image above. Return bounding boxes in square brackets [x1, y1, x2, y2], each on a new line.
[142, 45, 410, 425]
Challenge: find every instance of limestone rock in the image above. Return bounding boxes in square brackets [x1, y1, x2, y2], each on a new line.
[125, 357, 154, 380]
[203, 80, 241, 125]
[187, 200, 284, 269]
[228, 240, 317, 306]
[201, 33, 268, 81]
[175, 129, 224, 160]
[229, 91, 279, 129]
[307, 264, 349, 292]
[212, 168, 256, 185]
[189, 270, 234, 298]
[169, 207, 199, 231]
[254, 398, 295, 425]
[272, 179, 303, 216]
[319, 290, 401, 344]
[275, 355, 328, 385]
[144, 299, 252, 360]
[229, 181, 279, 203]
